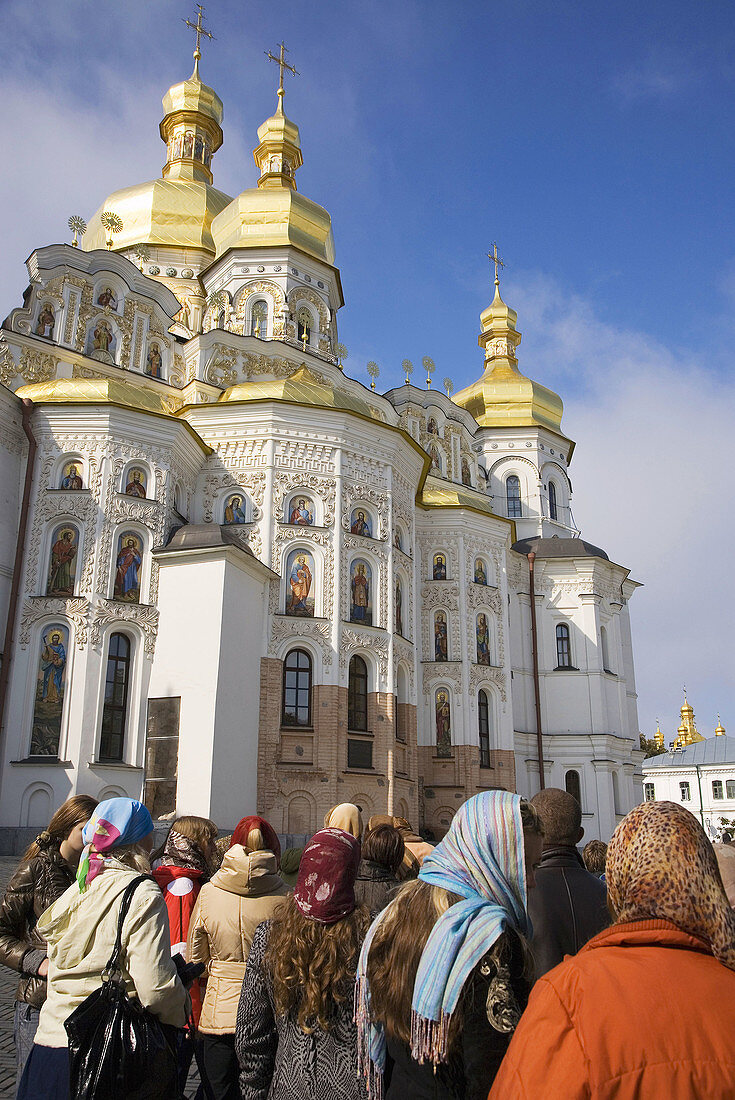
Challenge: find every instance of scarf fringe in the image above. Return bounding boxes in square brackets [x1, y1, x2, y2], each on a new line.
[354, 976, 384, 1100]
[410, 1009, 451, 1066]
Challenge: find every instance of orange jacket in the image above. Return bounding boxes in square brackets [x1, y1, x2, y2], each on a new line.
[489, 919, 735, 1100]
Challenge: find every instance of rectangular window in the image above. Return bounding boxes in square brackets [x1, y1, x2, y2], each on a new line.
[347, 739, 373, 769]
[680, 781, 691, 802]
[712, 780, 724, 800]
[556, 624, 572, 669]
[644, 782, 655, 802]
[726, 780, 735, 799]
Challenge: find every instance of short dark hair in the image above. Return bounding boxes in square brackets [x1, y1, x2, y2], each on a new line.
[582, 839, 607, 875]
[531, 788, 582, 847]
[362, 824, 405, 873]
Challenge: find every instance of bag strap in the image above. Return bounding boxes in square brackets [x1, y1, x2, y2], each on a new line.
[103, 874, 153, 977]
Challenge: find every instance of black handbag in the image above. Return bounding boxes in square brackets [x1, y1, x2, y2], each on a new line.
[64, 874, 179, 1100]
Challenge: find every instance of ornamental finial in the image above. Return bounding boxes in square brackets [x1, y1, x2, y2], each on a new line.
[184, 4, 214, 76]
[265, 41, 299, 112]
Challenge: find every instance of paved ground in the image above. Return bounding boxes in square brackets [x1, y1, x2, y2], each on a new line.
[0, 856, 201, 1099]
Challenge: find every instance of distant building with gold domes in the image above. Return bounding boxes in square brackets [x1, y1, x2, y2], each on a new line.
[0, 32, 644, 850]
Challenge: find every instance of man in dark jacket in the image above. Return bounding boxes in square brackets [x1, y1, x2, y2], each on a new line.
[528, 788, 609, 978]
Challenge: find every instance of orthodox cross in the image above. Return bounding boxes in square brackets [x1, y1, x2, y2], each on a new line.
[266, 42, 299, 107]
[184, 4, 214, 63]
[488, 242, 505, 289]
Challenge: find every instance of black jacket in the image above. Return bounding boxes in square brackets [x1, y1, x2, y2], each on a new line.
[0, 845, 76, 1007]
[384, 930, 530, 1100]
[353, 860, 401, 916]
[527, 845, 609, 979]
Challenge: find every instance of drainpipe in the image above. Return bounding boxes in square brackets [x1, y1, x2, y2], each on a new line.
[527, 551, 545, 790]
[695, 763, 705, 830]
[0, 399, 36, 757]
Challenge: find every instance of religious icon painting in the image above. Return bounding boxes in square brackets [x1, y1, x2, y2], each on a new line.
[427, 417, 439, 435]
[47, 524, 79, 598]
[395, 579, 403, 636]
[35, 301, 55, 339]
[350, 508, 372, 538]
[474, 557, 487, 585]
[194, 134, 204, 161]
[433, 553, 447, 581]
[461, 458, 472, 486]
[30, 623, 69, 757]
[183, 130, 194, 159]
[394, 529, 402, 552]
[434, 611, 448, 661]
[287, 496, 315, 526]
[285, 548, 315, 617]
[476, 613, 492, 666]
[96, 286, 118, 311]
[223, 493, 248, 525]
[350, 559, 372, 626]
[113, 531, 143, 603]
[146, 342, 163, 378]
[435, 689, 452, 758]
[428, 445, 441, 472]
[60, 461, 83, 490]
[124, 467, 147, 498]
[88, 319, 116, 363]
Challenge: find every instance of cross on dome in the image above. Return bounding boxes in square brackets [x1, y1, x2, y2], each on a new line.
[488, 242, 505, 291]
[184, 4, 214, 75]
[266, 41, 299, 111]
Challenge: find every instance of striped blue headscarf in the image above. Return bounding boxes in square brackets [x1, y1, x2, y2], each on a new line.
[355, 791, 530, 1095]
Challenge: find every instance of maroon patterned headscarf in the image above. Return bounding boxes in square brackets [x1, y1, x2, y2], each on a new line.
[293, 828, 361, 924]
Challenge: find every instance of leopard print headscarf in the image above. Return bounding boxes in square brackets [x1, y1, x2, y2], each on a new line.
[607, 800, 735, 971]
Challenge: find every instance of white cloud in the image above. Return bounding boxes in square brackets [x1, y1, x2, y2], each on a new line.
[611, 50, 692, 106]
[508, 273, 735, 741]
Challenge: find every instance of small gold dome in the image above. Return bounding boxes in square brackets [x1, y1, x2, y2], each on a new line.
[15, 377, 181, 417]
[218, 365, 383, 421]
[453, 282, 565, 433]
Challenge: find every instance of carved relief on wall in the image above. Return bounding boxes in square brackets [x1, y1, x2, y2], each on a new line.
[286, 285, 329, 333]
[339, 626, 388, 680]
[90, 600, 160, 657]
[204, 343, 239, 387]
[275, 438, 335, 476]
[341, 481, 389, 540]
[268, 615, 333, 666]
[468, 663, 508, 703]
[19, 597, 90, 650]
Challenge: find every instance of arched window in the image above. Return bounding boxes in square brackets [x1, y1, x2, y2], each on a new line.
[250, 299, 268, 337]
[478, 690, 491, 768]
[282, 648, 312, 728]
[548, 480, 558, 520]
[296, 307, 312, 344]
[217, 309, 226, 329]
[600, 625, 611, 672]
[506, 475, 522, 518]
[565, 768, 581, 806]
[100, 633, 131, 761]
[348, 655, 369, 732]
[556, 623, 571, 668]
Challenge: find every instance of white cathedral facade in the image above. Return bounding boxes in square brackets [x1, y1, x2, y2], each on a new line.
[0, 53, 644, 849]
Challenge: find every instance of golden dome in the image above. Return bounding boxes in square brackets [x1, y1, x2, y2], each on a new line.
[83, 65, 231, 256]
[210, 96, 335, 265]
[453, 279, 565, 433]
[15, 377, 182, 417]
[218, 365, 384, 421]
[716, 715, 727, 736]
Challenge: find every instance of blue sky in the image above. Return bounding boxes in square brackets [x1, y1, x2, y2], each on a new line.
[1, 0, 733, 742]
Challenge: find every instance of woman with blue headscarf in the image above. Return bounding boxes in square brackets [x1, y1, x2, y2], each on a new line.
[17, 797, 188, 1100]
[355, 791, 544, 1100]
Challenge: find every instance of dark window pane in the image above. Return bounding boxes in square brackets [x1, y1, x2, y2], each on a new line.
[348, 655, 368, 732]
[478, 690, 490, 768]
[100, 633, 130, 761]
[282, 648, 312, 728]
[348, 739, 373, 769]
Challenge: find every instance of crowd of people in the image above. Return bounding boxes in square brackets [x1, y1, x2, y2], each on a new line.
[1, 785, 734, 1099]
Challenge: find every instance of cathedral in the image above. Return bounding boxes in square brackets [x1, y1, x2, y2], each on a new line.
[0, 34, 644, 850]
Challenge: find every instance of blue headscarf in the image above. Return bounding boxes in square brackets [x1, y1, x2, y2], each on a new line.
[77, 797, 154, 891]
[356, 791, 530, 1094]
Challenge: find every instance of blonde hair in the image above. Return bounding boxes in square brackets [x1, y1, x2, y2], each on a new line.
[21, 795, 98, 863]
[113, 841, 153, 874]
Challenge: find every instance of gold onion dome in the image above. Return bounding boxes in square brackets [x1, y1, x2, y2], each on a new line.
[82, 63, 231, 256]
[210, 94, 335, 265]
[716, 716, 727, 736]
[453, 280, 565, 433]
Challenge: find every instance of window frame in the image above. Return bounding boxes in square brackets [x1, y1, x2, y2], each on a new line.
[281, 647, 313, 729]
[348, 654, 369, 733]
[712, 779, 724, 800]
[99, 632, 132, 762]
[565, 768, 582, 806]
[478, 690, 491, 769]
[680, 780, 691, 802]
[644, 781, 655, 802]
[556, 623, 572, 669]
[727, 780, 735, 800]
[548, 479, 558, 520]
[505, 474, 522, 519]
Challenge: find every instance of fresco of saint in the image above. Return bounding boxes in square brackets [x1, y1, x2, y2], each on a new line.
[474, 558, 487, 585]
[114, 533, 142, 603]
[436, 690, 452, 758]
[427, 417, 439, 435]
[96, 287, 118, 310]
[288, 497, 314, 525]
[90, 319, 115, 362]
[461, 458, 472, 486]
[477, 614, 491, 666]
[350, 560, 372, 625]
[35, 302, 55, 338]
[394, 529, 402, 551]
[429, 445, 440, 472]
[125, 468, 147, 497]
[146, 342, 163, 378]
[433, 553, 447, 581]
[47, 526, 78, 597]
[30, 624, 68, 756]
[350, 509, 372, 537]
[61, 462, 83, 490]
[224, 494, 248, 524]
[286, 550, 314, 617]
[434, 611, 448, 661]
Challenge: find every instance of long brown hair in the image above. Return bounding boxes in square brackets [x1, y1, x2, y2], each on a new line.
[366, 799, 543, 1048]
[265, 894, 371, 1033]
[21, 794, 98, 862]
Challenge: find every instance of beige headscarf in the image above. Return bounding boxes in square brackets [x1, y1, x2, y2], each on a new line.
[607, 800, 735, 971]
[324, 802, 363, 839]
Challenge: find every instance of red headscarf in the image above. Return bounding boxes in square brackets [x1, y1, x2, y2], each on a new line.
[293, 827, 361, 924]
[230, 815, 281, 863]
